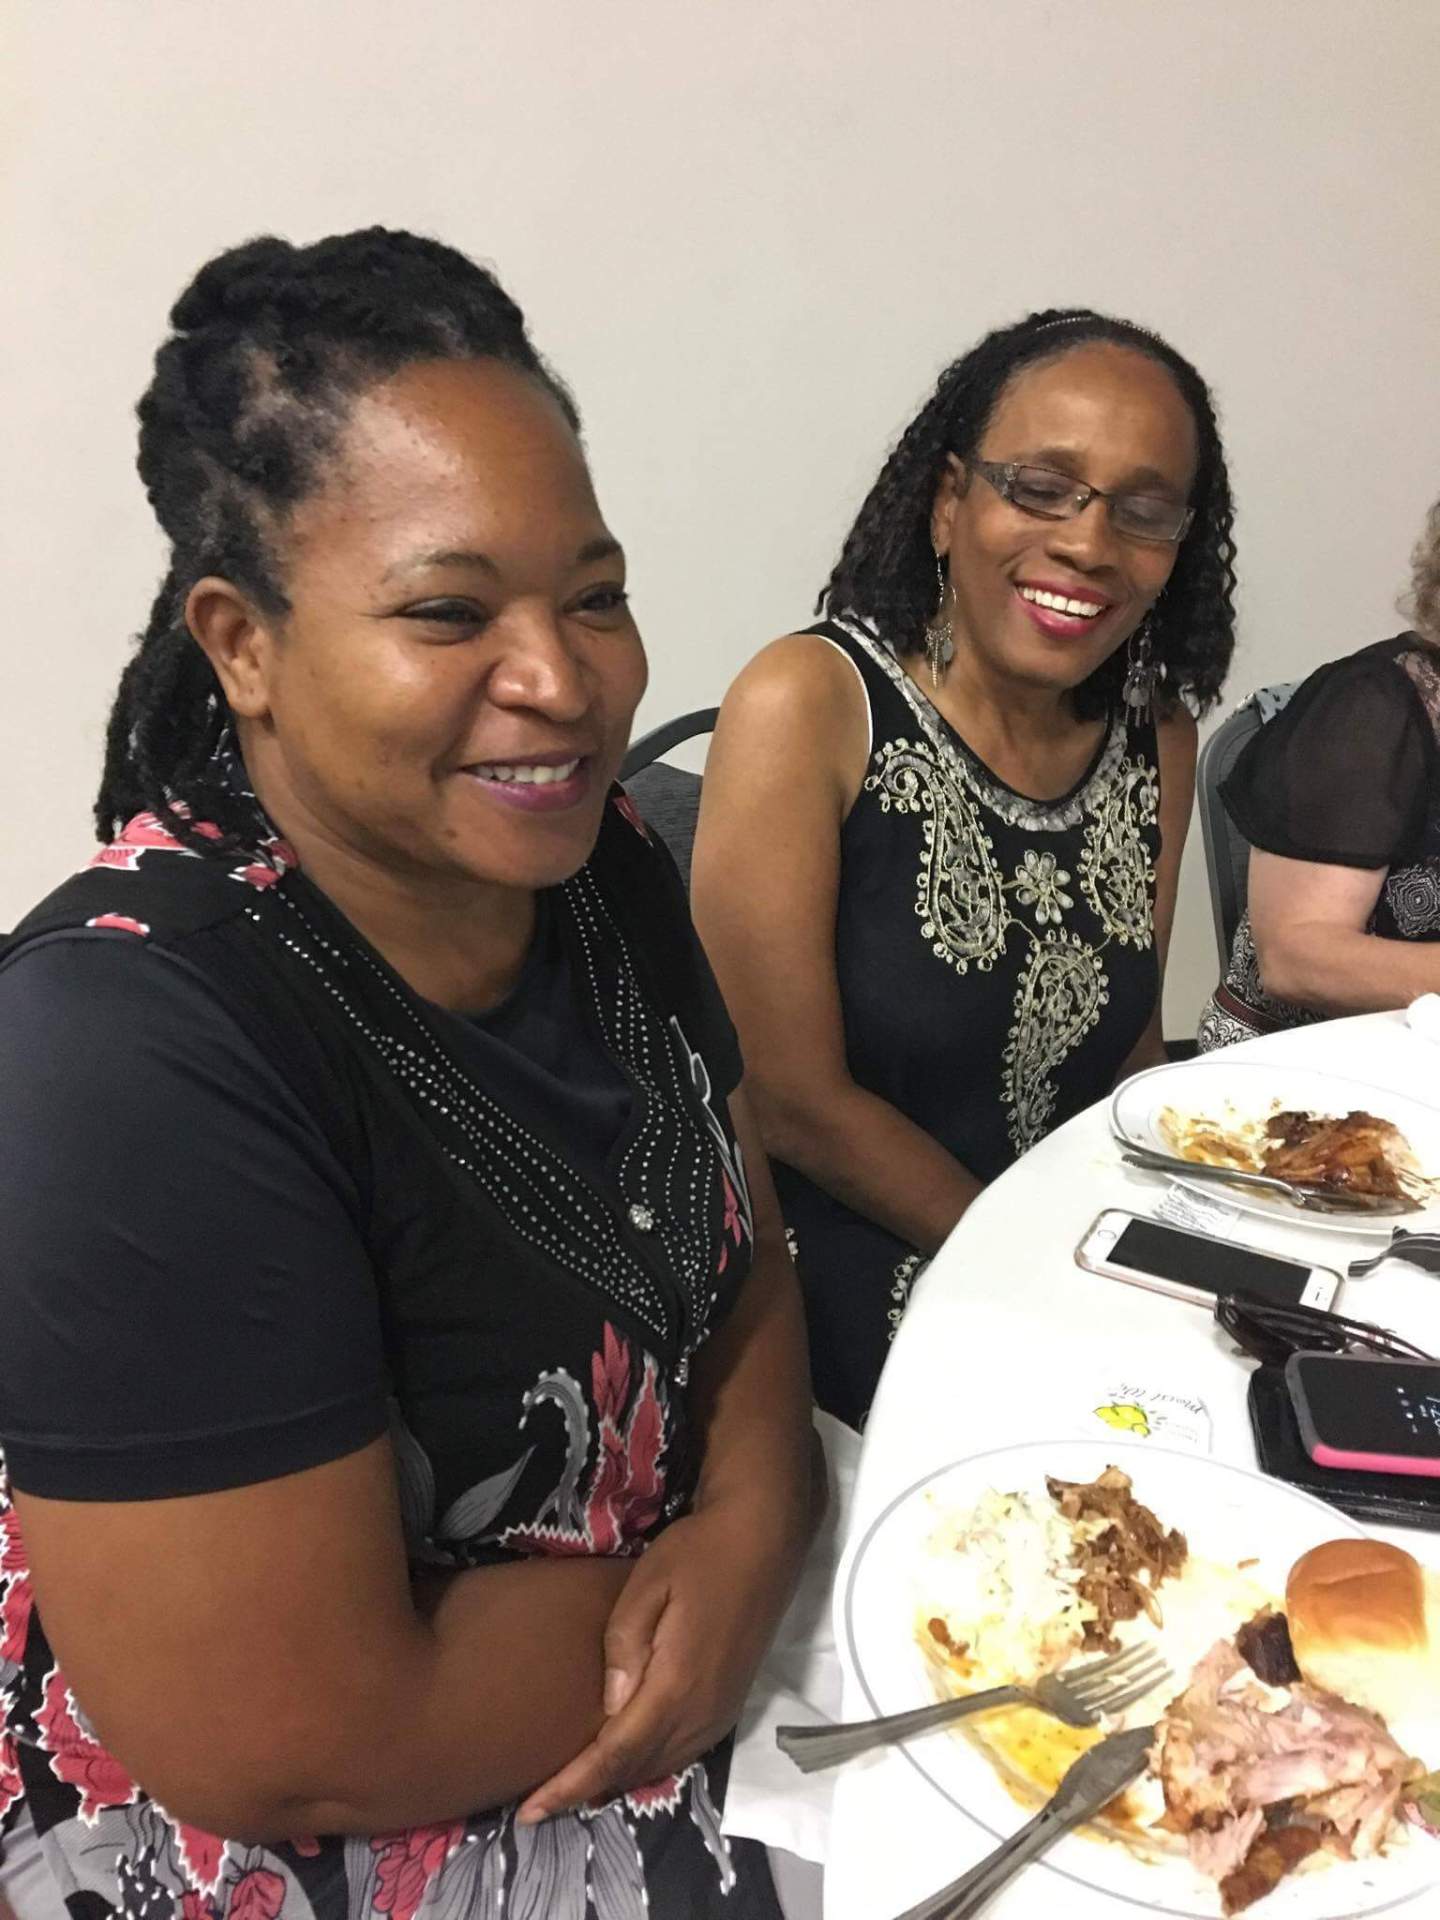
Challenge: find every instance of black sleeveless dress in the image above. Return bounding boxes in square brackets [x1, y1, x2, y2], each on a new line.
[776, 617, 1162, 1427]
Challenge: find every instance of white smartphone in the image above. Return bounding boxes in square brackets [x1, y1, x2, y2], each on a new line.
[1075, 1209, 1342, 1312]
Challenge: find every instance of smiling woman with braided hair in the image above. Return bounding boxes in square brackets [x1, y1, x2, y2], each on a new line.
[694, 308, 1237, 1428]
[0, 229, 810, 1920]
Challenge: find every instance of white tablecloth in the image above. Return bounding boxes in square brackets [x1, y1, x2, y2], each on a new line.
[724, 1011, 1440, 1917]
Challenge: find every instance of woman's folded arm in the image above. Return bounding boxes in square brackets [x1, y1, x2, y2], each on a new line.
[16, 1445, 631, 1840]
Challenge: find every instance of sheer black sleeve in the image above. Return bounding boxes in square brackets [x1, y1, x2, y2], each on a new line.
[1220, 650, 1434, 868]
[0, 934, 387, 1501]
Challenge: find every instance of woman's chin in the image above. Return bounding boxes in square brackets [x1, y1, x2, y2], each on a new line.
[451, 820, 605, 893]
[998, 655, 1110, 700]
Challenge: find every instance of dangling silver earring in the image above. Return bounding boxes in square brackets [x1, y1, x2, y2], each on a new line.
[1122, 616, 1157, 716]
[923, 552, 955, 688]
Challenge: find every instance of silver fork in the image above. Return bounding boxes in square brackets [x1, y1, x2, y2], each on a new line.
[775, 1642, 1170, 1773]
[1119, 1146, 1415, 1216]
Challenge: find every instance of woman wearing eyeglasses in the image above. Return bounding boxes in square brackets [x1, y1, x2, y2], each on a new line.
[694, 309, 1237, 1427]
[1199, 494, 1440, 1049]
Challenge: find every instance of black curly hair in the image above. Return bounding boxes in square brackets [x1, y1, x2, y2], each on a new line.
[819, 307, 1236, 718]
[96, 227, 578, 847]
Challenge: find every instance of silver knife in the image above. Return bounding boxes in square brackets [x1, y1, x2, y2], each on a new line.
[1118, 1143, 1414, 1215]
[890, 1724, 1156, 1920]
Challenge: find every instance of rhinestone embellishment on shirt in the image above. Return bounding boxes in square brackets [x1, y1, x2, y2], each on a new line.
[628, 1202, 656, 1233]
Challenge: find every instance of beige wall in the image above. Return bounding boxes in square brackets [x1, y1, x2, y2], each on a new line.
[4, 0, 1438, 1032]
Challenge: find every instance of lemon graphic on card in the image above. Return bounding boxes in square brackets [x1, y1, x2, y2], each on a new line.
[1093, 1401, 1151, 1437]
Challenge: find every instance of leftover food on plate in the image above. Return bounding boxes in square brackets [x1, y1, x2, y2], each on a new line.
[1158, 1104, 1435, 1206]
[1048, 1465, 1189, 1646]
[918, 1465, 1186, 1684]
[914, 1473, 1439, 1913]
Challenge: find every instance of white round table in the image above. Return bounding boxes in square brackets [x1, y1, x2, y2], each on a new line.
[821, 1011, 1440, 1920]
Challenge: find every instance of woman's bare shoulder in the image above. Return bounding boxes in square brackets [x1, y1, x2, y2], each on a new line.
[709, 630, 872, 806]
[719, 630, 868, 733]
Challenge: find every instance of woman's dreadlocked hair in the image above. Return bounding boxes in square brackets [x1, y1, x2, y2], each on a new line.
[818, 307, 1237, 719]
[97, 227, 578, 847]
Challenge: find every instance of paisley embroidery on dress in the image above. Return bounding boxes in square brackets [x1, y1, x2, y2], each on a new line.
[1001, 936, 1108, 1149]
[865, 739, 1007, 973]
[1078, 761, 1159, 946]
[843, 623, 1158, 1155]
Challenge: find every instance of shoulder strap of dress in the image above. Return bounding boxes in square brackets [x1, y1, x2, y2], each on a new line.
[803, 615, 920, 761]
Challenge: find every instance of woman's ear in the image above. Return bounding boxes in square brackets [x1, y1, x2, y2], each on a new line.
[185, 578, 278, 721]
[930, 452, 968, 554]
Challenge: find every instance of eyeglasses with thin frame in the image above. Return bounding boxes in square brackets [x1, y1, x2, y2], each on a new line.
[1214, 1291, 1434, 1369]
[966, 456, 1195, 546]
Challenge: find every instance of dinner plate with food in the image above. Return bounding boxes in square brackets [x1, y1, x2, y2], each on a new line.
[1111, 1060, 1440, 1236]
[840, 1439, 1440, 1916]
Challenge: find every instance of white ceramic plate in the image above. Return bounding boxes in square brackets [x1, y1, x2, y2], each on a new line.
[1111, 1058, 1440, 1238]
[840, 1438, 1440, 1918]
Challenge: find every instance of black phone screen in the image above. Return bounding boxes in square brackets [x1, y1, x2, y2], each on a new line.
[1108, 1219, 1311, 1307]
[1288, 1354, 1440, 1462]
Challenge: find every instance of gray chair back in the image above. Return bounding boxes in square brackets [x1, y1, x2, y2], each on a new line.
[1195, 682, 1296, 968]
[620, 708, 719, 889]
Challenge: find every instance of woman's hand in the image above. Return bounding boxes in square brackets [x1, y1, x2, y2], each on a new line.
[517, 1499, 793, 1822]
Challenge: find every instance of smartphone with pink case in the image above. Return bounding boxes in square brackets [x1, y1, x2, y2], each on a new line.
[1285, 1352, 1440, 1478]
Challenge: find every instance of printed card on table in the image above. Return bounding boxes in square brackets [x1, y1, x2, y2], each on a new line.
[1063, 1379, 1214, 1452]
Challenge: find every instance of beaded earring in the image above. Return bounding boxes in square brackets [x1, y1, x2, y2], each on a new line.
[1122, 617, 1157, 716]
[923, 552, 955, 688]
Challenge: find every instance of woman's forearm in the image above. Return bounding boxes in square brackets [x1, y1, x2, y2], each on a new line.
[19, 1449, 640, 1848]
[219, 1554, 634, 1841]
[690, 1250, 813, 1550]
[691, 1092, 819, 1542]
[1255, 922, 1440, 1015]
[755, 1077, 981, 1254]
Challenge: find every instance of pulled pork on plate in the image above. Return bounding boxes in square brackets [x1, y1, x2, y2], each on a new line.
[1047, 1464, 1188, 1649]
[1156, 1631, 1423, 1915]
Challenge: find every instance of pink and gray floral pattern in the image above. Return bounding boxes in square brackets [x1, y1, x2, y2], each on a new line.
[0, 791, 773, 1919]
[1, 1335, 751, 1920]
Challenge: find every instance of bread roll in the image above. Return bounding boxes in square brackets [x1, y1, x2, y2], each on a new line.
[1286, 1539, 1436, 1724]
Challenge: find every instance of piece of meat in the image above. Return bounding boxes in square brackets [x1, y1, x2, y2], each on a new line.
[1158, 1643, 1252, 1829]
[1308, 1775, 1409, 1859]
[1156, 1638, 1421, 1908]
[1220, 1822, 1326, 1916]
[1235, 1610, 1300, 1688]
[927, 1616, 966, 1658]
[1188, 1807, 1265, 1884]
[1045, 1465, 1187, 1649]
[1261, 1110, 1407, 1199]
